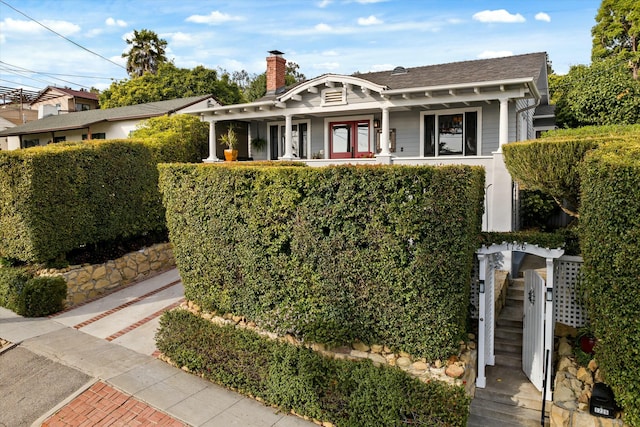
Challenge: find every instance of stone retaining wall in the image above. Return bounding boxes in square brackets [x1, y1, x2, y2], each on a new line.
[180, 301, 477, 397]
[38, 243, 175, 307]
[551, 336, 627, 427]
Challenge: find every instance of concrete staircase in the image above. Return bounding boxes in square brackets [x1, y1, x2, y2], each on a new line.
[468, 277, 550, 426]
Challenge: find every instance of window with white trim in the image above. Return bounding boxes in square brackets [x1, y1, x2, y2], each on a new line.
[267, 120, 310, 159]
[422, 108, 481, 156]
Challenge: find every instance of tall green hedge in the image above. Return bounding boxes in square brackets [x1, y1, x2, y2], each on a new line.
[580, 140, 640, 426]
[156, 309, 470, 427]
[503, 125, 640, 218]
[159, 163, 484, 360]
[0, 140, 165, 262]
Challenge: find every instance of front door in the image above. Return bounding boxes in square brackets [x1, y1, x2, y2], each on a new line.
[329, 121, 371, 158]
[523, 269, 545, 391]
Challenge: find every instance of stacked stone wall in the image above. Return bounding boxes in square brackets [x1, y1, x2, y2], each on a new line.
[38, 243, 175, 307]
[179, 301, 477, 397]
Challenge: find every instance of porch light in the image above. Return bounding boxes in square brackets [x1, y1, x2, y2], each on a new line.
[546, 288, 553, 302]
[373, 119, 380, 128]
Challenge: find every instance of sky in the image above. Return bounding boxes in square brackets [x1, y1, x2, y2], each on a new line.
[0, 0, 601, 93]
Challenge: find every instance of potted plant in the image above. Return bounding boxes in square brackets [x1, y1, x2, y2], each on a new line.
[577, 324, 597, 355]
[251, 136, 266, 153]
[219, 124, 238, 161]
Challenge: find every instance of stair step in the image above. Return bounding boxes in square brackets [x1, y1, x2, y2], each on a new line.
[495, 325, 522, 341]
[495, 337, 522, 354]
[495, 351, 522, 368]
[469, 399, 546, 427]
[467, 412, 546, 427]
[476, 367, 545, 411]
[508, 287, 525, 299]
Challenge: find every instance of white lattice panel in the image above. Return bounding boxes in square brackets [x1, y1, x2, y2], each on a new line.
[554, 256, 588, 328]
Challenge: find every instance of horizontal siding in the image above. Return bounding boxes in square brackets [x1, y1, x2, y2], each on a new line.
[389, 111, 420, 157]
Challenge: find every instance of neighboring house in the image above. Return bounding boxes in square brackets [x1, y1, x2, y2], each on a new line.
[0, 95, 219, 150]
[190, 51, 554, 232]
[30, 86, 100, 118]
[0, 116, 16, 150]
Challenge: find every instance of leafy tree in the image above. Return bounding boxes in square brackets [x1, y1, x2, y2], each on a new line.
[592, 0, 640, 79]
[122, 29, 168, 77]
[100, 63, 243, 108]
[551, 58, 640, 128]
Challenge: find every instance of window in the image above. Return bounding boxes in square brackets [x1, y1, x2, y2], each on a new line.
[22, 138, 40, 148]
[53, 136, 66, 143]
[76, 103, 91, 111]
[422, 109, 480, 157]
[81, 133, 106, 140]
[268, 120, 310, 159]
[329, 120, 371, 158]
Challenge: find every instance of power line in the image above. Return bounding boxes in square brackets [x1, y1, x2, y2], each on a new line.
[0, 0, 126, 71]
[0, 61, 114, 89]
[0, 62, 114, 80]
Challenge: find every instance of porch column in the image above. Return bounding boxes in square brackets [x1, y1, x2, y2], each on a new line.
[379, 107, 391, 155]
[543, 257, 555, 402]
[204, 119, 220, 162]
[498, 98, 509, 152]
[280, 114, 295, 160]
[247, 122, 253, 159]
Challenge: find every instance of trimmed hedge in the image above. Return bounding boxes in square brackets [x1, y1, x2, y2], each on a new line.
[159, 163, 484, 360]
[130, 114, 209, 163]
[0, 140, 165, 262]
[579, 140, 640, 426]
[0, 267, 66, 316]
[503, 125, 640, 218]
[156, 309, 470, 427]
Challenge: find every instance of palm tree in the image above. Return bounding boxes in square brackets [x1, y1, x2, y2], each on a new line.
[122, 29, 168, 77]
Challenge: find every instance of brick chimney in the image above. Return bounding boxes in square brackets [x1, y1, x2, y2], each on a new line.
[266, 50, 286, 94]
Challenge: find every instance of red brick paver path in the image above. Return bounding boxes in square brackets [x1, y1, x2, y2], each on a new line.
[42, 381, 186, 427]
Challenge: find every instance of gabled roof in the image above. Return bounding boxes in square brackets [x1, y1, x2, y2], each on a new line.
[0, 95, 214, 137]
[30, 86, 99, 105]
[50, 87, 99, 101]
[354, 52, 547, 90]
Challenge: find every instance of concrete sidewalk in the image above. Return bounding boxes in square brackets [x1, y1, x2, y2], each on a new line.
[0, 269, 315, 427]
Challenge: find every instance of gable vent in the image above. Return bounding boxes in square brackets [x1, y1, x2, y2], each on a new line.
[325, 90, 343, 103]
[322, 87, 347, 106]
[391, 66, 408, 75]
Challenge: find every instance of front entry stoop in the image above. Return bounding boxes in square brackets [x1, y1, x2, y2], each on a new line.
[468, 277, 550, 427]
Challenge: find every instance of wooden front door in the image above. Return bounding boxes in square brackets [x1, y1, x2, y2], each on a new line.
[329, 121, 371, 158]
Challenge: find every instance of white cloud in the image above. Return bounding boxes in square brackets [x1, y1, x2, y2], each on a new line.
[477, 50, 513, 59]
[105, 17, 127, 27]
[371, 63, 394, 72]
[322, 50, 339, 56]
[315, 23, 333, 32]
[535, 12, 551, 22]
[318, 0, 332, 7]
[358, 15, 383, 26]
[168, 32, 194, 45]
[87, 28, 104, 37]
[472, 9, 525, 23]
[313, 61, 340, 71]
[186, 11, 243, 25]
[0, 17, 81, 36]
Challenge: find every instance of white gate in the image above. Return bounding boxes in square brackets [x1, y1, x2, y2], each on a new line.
[523, 269, 546, 391]
[476, 242, 564, 401]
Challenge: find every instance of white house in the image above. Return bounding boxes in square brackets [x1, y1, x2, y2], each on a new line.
[0, 95, 219, 150]
[189, 51, 554, 232]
